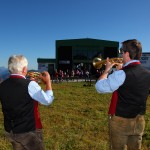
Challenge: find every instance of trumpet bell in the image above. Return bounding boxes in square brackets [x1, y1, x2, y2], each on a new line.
[93, 57, 103, 69]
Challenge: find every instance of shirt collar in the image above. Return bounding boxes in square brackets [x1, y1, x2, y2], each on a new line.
[10, 74, 26, 79]
[123, 60, 140, 67]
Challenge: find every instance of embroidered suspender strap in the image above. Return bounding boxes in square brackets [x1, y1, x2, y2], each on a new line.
[34, 101, 42, 129]
[108, 90, 118, 115]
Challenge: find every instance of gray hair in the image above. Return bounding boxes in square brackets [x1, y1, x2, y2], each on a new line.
[8, 55, 28, 74]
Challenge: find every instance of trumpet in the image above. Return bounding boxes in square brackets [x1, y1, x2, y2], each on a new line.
[27, 72, 43, 83]
[27, 72, 41, 78]
[93, 57, 123, 69]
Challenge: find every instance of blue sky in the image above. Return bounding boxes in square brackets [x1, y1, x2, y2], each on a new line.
[0, 0, 150, 70]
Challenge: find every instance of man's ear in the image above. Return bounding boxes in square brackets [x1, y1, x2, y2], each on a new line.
[126, 52, 131, 60]
[22, 66, 27, 75]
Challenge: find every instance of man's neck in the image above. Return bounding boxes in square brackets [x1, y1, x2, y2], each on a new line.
[123, 60, 140, 67]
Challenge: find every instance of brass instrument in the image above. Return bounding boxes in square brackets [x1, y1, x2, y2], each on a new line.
[27, 72, 41, 78]
[27, 72, 43, 83]
[93, 57, 123, 69]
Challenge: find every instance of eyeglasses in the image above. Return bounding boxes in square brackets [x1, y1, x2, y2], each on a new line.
[119, 48, 124, 54]
[120, 47, 127, 54]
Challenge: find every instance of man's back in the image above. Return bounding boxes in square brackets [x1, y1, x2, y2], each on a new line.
[0, 77, 36, 133]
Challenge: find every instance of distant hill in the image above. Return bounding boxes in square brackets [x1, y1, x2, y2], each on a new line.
[0, 67, 10, 82]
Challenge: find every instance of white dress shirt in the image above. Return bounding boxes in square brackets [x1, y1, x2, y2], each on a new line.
[95, 60, 140, 93]
[10, 74, 54, 105]
[28, 81, 54, 105]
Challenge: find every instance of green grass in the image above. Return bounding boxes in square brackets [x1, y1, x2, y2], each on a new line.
[0, 82, 150, 150]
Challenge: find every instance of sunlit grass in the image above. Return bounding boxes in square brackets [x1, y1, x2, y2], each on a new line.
[0, 81, 150, 150]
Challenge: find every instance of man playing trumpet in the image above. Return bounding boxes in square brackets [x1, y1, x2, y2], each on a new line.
[0, 55, 54, 150]
[95, 39, 150, 150]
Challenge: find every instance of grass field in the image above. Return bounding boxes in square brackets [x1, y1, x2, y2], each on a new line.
[0, 81, 150, 150]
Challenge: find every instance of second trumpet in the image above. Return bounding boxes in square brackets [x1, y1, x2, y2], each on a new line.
[27, 72, 43, 83]
[93, 57, 123, 69]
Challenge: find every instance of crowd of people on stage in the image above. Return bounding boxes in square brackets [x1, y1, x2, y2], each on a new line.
[53, 68, 91, 82]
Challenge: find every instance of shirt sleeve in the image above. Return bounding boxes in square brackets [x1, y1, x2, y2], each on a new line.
[28, 81, 54, 105]
[95, 70, 126, 93]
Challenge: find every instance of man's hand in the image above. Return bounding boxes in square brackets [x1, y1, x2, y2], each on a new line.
[104, 57, 116, 74]
[39, 71, 52, 90]
[116, 63, 123, 70]
[39, 71, 51, 84]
